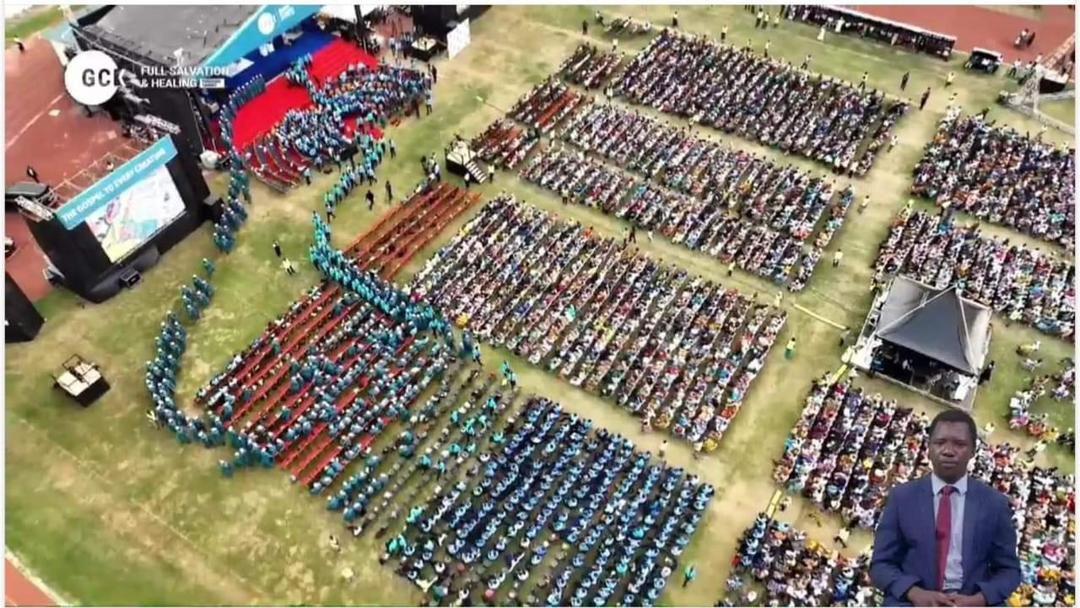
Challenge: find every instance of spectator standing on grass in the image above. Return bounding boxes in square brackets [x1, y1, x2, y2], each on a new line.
[832, 249, 844, 267]
[658, 439, 669, 459]
[672, 10, 679, 27]
[273, 240, 282, 258]
[385, 180, 394, 204]
[329, 534, 341, 552]
[839, 327, 852, 348]
[801, 54, 812, 70]
[582, 19, 588, 35]
[900, 71, 909, 91]
[785, 337, 797, 360]
[721, 24, 728, 43]
[919, 87, 931, 110]
[683, 565, 697, 588]
[835, 526, 850, 548]
[859, 71, 869, 91]
[945, 71, 955, 87]
[367, 189, 376, 210]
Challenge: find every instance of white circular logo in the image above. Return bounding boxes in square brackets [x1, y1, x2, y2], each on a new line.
[257, 12, 276, 35]
[64, 50, 119, 105]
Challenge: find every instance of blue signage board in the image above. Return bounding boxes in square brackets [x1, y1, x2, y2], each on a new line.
[56, 137, 179, 229]
[201, 5, 323, 70]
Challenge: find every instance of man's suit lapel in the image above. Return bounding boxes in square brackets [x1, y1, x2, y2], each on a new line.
[916, 476, 939, 589]
[962, 481, 982, 581]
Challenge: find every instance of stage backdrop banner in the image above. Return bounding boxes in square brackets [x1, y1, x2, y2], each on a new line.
[447, 18, 471, 59]
[202, 5, 323, 69]
[56, 137, 178, 229]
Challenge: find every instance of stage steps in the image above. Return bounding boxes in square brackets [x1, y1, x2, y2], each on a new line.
[465, 159, 488, 184]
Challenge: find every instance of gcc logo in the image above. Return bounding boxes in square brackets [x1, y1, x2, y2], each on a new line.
[257, 12, 276, 35]
[64, 50, 120, 105]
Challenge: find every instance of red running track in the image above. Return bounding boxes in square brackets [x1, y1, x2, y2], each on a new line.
[851, 5, 1074, 63]
[5, 558, 55, 607]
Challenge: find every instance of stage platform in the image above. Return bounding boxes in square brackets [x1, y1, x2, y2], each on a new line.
[231, 39, 379, 151]
[226, 29, 335, 91]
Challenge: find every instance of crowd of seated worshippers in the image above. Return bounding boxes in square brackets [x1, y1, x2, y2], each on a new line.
[873, 208, 1075, 338]
[771, 377, 1076, 550]
[912, 112, 1075, 251]
[559, 43, 623, 90]
[520, 139, 850, 292]
[381, 396, 714, 607]
[1008, 359, 1074, 447]
[510, 77, 587, 135]
[613, 28, 906, 174]
[555, 99, 856, 282]
[722, 512, 879, 607]
[409, 196, 784, 449]
[471, 118, 541, 170]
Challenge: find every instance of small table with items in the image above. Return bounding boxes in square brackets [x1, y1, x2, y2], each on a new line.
[410, 36, 439, 61]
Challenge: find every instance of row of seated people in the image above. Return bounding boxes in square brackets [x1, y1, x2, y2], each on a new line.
[911, 113, 1075, 250]
[521, 142, 851, 291]
[409, 196, 785, 448]
[471, 119, 542, 170]
[785, 5, 955, 59]
[1008, 359, 1075, 444]
[557, 100, 853, 247]
[190, 216, 458, 488]
[612, 28, 907, 175]
[559, 43, 623, 90]
[331, 367, 514, 532]
[723, 513, 878, 606]
[196, 185, 462, 406]
[873, 209, 1075, 337]
[381, 395, 714, 607]
[509, 78, 587, 135]
[772, 377, 1075, 607]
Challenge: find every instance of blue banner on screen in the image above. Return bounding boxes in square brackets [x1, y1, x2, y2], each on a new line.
[57, 137, 179, 229]
[201, 5, 322, 69]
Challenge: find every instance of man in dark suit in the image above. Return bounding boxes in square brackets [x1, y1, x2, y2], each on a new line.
[871, 409, 1021, 606]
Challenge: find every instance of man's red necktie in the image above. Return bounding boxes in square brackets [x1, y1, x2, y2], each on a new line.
[936, 485, 956, 590]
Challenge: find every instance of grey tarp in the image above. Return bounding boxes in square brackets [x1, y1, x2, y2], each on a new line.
[875, 276, 992, 375]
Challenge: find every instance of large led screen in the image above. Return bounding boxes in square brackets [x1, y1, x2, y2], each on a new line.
[84, 165, 185, 262]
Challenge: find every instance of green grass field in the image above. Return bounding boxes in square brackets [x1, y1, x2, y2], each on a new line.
[1041, 94, 1077, 127]
[4, 6, 67, 45]
[5, 6, 1074, 605]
